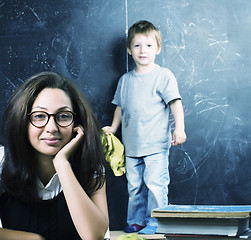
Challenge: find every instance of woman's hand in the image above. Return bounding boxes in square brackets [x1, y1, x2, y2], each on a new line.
[54, 125, 84, 162]
[51, 124, 109, 239]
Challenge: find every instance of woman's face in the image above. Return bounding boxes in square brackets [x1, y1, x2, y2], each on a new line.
[28, 88, 74, 157]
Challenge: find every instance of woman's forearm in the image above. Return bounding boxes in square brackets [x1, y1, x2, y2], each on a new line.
[53, 159, 109, 240]
[0, 228, 44, 240]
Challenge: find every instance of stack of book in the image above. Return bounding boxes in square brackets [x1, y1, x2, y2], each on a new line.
[151, 205, 251, 239]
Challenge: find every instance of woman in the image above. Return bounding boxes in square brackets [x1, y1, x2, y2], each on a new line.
[0, 72, 109, 240]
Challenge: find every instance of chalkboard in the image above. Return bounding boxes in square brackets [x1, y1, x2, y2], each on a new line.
[0, 0, 251, 231]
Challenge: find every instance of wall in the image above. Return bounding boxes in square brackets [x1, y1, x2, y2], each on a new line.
[0, 0, 251, 230]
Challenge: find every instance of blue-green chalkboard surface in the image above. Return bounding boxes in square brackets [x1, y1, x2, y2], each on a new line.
[0, 0, 251, 230]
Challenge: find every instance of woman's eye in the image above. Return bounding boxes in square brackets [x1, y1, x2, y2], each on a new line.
[57, 113, 70, 121]
[33, 113, 46, 120]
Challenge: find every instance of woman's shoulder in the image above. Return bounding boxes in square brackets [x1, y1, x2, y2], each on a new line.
[0, 145, 4, 196]
[0, 145, 4, 172]
[0, 144, 4, 161]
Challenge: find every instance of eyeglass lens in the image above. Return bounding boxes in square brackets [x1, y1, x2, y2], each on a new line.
[29, 111, 74, 127]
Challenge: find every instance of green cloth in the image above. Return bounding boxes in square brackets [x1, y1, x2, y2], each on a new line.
[117, 233, 146, 240]
[101, 130, 125, 176]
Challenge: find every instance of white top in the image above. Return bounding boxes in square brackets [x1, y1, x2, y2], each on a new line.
[37, 173, 62, 200]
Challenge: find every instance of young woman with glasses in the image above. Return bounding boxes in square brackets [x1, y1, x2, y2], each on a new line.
[0, 72, 109, 240]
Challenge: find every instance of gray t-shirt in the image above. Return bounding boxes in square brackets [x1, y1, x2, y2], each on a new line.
[112, 65, 181, 157]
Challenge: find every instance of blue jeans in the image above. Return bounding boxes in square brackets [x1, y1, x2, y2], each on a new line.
[125, 150, 170, 227]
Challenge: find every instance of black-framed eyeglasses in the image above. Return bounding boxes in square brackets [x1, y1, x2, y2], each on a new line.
[28, 111, 75, 128]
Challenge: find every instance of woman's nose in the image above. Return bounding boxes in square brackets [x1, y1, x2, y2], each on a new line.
[45, 116, 58, 132]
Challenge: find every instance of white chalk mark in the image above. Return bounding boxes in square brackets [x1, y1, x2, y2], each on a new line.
[24, 3, 43, 23]
[183, 22, 196, 35]
[181, 2, 190, 8]
[209, 40, 229, 47]
[174, 64, 185, 72]
[197, 104, 229, 115]
[166, 19, 187, 66]
[208, 33, 229, 53]
[65, 41, 72, 66]
[0, 72, 17, 88]
[214, 51, 225, 65]
[125, 0, 129, 72]
[179, 150, 198, 204]
[195, 98, 215, 106]
[191, 60, 195, 76]
[213, 68, 232, 72]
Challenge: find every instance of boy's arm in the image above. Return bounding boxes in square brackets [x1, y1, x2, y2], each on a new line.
[103, 106, 121, 134]
[169, 99, 187, 146]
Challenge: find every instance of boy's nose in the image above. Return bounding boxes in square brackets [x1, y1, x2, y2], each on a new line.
[140, 44, 148, 53]
[140, 46, 146, 52]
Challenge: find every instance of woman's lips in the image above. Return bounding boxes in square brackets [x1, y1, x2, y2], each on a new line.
[42, 138, 60, 145]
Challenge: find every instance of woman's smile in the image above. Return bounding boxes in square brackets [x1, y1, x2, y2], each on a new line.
[41, 137, 61, 145]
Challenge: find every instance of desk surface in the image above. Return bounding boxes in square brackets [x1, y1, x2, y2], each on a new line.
[110, 231, 166, 240]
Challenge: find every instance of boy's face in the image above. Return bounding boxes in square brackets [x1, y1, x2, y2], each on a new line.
[128, 32, 161, 71]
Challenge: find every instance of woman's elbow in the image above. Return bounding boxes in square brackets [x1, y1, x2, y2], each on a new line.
[79, 221, 109, 240]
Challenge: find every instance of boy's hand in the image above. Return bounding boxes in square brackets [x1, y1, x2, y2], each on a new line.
[171, 129, 186, 146]
[102, 126, 116, 135]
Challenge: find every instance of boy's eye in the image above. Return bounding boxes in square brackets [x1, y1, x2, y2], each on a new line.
[147, 44, 152, 47]
[134, 44, 140, 48]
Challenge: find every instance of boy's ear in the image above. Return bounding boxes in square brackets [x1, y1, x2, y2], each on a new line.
[157, 47, 161, 55]
[127, 48, 132, 55]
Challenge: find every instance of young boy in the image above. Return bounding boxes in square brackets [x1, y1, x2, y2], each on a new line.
[103, 20, 186, 234]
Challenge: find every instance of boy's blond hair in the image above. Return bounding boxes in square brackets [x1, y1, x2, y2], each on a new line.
[127, 20, 162, 50]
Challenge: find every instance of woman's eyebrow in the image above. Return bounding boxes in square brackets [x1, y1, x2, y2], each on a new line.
[31, 106, 47, 111]
[31, 106, 72, 111]
[57, 106, 73, 111]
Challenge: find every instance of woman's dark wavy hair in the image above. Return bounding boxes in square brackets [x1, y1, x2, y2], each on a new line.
[1, 71, 106, 202]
